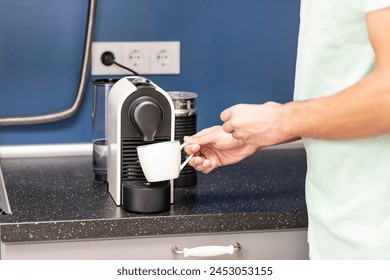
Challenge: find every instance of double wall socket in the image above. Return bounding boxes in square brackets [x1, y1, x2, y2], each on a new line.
[91, 41, 180, 75]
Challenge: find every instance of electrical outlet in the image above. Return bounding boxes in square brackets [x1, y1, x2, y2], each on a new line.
[91, 42, 127, 75]
[150, 41, 180, 74]
[91, 41, 180, 75]
[122, 42, 150, 74]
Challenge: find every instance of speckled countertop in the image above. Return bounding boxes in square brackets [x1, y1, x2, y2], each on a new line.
[0, 148, 307, 243]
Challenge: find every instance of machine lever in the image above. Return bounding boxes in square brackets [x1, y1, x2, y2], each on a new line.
[129, 97, 164, 141]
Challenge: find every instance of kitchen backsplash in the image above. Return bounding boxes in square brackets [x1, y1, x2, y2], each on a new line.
[0, 0, 300, 145]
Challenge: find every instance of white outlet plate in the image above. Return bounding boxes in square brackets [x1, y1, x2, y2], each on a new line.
[91, 41, 180, 75]
[122, 42, 150, 74]
[150, 41, 180, 74]
[91, 42, 127, 75]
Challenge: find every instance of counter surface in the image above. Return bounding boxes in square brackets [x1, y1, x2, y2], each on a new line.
[0, 149, 307, 243]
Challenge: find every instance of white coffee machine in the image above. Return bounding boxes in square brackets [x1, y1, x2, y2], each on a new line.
[106, 76, 175, 213]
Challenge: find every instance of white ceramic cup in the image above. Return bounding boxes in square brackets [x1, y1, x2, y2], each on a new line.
[137, 140, 194, 182]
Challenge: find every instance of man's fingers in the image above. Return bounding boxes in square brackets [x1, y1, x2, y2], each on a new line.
[220, 108, 232, 122]
[183, 143, 200, 154]
[222, 121, 234, 133]
[184, 131, 215, 145]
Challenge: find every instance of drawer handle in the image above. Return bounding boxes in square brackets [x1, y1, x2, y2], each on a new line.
[171, 242, 241, 258]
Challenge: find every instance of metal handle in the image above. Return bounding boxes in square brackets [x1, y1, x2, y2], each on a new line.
[171, 242, 241, 258]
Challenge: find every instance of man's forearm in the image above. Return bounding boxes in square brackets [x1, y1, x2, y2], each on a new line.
[281, 70, 390, 140]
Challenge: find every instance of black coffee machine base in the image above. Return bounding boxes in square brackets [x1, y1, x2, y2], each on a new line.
[174, 173, 197, 187]
[122, 181, 170, 213]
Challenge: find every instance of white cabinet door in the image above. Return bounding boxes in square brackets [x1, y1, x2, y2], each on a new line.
[1, 229, 308, 260]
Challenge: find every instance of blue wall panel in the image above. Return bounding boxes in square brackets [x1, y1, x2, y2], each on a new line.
[0, 0, 300, 145]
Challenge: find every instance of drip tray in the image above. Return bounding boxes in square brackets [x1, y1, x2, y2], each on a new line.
[0, 163, 12, 215]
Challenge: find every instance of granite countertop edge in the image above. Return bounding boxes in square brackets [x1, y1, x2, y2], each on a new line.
[0, 210, 308, 243]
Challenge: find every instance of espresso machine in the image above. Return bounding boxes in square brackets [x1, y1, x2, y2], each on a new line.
[106, 76, 175, 213]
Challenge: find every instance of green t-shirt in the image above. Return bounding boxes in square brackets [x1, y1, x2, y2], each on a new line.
[294, 0, 390, 259]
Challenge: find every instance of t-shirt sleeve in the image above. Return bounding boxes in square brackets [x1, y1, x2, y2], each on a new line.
[363, 0, 390, 12]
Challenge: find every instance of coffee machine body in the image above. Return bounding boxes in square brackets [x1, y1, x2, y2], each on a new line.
[107, 76, 175, 213]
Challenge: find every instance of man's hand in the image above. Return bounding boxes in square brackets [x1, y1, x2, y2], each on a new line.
[183, 126, 260, 173]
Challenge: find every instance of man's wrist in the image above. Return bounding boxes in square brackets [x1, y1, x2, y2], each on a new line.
[279, 101, 303, 140]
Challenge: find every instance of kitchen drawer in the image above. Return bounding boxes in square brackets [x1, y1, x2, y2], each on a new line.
[1, 229, 308, 260]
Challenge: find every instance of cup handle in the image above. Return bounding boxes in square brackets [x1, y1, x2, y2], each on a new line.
[180, 143, 194, 171]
